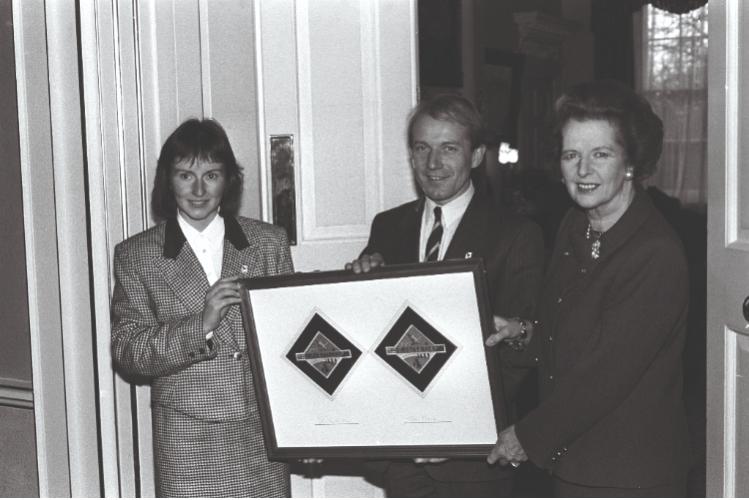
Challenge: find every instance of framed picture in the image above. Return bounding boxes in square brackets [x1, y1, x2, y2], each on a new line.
[239, 260, 508, 460]
[478, 49, 524, 145]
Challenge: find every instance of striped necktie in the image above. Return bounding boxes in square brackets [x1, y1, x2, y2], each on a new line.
[425, 206, 443, 262]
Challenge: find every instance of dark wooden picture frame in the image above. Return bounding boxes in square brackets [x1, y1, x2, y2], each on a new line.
[239, 260, 507, 460]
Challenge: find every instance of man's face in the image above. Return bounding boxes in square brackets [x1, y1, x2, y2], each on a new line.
[409, 115, 485, 204]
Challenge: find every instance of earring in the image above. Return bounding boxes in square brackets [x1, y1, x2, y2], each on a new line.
[625, 169, 634, 180]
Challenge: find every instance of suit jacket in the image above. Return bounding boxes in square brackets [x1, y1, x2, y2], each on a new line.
[363, 189, 545, 483]
[512, 190, 690, 488]
[111, 215, 293, 420]
[110, 216, 293, 495]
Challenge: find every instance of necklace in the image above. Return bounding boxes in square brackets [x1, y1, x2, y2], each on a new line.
[585, 223, 604, 260]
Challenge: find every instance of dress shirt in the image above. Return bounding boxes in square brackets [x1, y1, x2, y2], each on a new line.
[177, 212, 225, 343]
[418, 181, 475, 262]
[177, 212, 225, 286]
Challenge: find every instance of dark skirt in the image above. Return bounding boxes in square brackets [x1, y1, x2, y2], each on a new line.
[152, 405, 289, 497]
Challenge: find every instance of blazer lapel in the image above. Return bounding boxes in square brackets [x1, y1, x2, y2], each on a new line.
[155, 218, 248, 352]
[399, 199, 423, 263]
[444, 192, 488, 261]
[155, 220, 210, 315]
[221, 216, 253, 280]
[219, 217, 255, 350]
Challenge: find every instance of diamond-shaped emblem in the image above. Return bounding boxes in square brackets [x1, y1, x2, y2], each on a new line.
[375, 306, 456, 393]
[286, 312, 361, 396]
[295, 331, 353, 378]
[385, 325, 446, 374]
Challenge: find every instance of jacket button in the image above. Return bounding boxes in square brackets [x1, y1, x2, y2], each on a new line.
[198, 347, 206, 355]
[188, 352, 195, 358]
[233, 351, 243, 360]
[557, 297, 563, 303]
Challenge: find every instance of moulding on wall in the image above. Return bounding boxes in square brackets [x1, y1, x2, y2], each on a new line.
[0, 377, 33, 410]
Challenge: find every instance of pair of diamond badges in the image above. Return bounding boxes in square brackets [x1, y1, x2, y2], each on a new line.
[285, 306, 457, 397]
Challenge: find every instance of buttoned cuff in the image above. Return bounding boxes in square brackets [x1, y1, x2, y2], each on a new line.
[182, 315, 218, 361]
[515, 412, 570, 471]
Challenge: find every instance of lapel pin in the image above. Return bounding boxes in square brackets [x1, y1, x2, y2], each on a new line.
[464, 252, 473, 259]
[240, 264, 249, 275]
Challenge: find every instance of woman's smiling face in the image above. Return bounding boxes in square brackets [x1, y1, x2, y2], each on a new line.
[171, 158, 227, 231]
[560, 118, 635, 226]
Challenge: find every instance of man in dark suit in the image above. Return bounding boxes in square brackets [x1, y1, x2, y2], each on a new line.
[347, 94, 545, 497]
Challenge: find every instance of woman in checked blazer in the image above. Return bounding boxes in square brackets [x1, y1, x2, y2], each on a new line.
[111, 119, 293, 497]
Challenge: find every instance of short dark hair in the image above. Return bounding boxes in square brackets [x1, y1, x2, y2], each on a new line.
[407, 93, 485, 149]
[151, 118, 243, 221]
[551, 80, 663, 179]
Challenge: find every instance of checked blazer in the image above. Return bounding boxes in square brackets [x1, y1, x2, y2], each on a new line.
[111, 215, 293, 496]
[361, 187, 545, 485]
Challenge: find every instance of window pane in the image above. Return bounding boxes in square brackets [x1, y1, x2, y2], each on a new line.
[643, 4, 708, 205]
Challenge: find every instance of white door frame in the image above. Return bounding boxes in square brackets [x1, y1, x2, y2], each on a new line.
[706, 0, 749, 496]
[14, 0, 101, 496]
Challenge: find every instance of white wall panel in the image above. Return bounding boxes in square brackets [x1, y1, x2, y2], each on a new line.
[202, 0, 263, 219]
[304, 0, 368, 229]
[13, 0, 70, 494]
[80, 0, 150, 495]
[259, 0, 417, 272]
[45, 1, 100, 495]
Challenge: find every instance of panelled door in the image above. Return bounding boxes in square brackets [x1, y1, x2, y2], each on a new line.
[707, 0, 749, 496]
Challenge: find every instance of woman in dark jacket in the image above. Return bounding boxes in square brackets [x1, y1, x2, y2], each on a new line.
[486, 80, 690, 497]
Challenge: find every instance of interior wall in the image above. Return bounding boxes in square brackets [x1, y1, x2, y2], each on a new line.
[0, 0, 38, 496]
[474, 0, 593, 87]
[0, 0, 31, 382]
[560, 0, 594, 86]
[0, 136, 32, 385]
[477, 0, 562, 52]
[0, 407, 37, 497]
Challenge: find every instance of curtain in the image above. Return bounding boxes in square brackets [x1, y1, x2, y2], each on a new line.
[591, 0, 707, 86]
[635, 0, 708, 15]
[640, 4, 708, 205]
